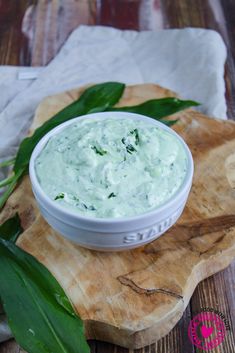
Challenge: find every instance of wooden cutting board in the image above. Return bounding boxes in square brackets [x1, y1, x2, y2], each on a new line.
[1, 84, 235, 349]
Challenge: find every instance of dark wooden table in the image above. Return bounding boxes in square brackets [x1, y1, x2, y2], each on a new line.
[0, 1, 234, 352]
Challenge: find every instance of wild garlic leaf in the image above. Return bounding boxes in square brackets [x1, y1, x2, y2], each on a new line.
[0, 82, 125, 210]
[108, 97, 199, 120]
[14, 82, 125, 175]
[0, 238, 90, 353]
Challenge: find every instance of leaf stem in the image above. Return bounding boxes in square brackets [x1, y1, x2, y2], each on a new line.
[0, 175, 15, 188]
[0, 170, 24, 210]
[0, 158, 15, 168]
[0, 179, 18, 209]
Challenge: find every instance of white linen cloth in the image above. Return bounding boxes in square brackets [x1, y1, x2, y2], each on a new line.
[0, 25, 227, 343]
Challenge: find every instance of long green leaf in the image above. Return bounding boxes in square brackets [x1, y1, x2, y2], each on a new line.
[14, 82, 125, 174]
[0, 169, 25, 210]
[160, 119, 179, 126]
[0, 158, 15, 168]
[0, 82, 125, 210]
[0, 238, 90, 353]
[107, 97, 199, 119]
[0, 213, 23, 243]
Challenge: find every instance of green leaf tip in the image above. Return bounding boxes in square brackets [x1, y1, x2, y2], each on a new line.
[0, 238, 90, 353]
[0, 213, 23, 243]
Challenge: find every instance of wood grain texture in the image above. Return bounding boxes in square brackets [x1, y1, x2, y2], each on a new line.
[0, 0, 235, 352]
[191, 271, 235, 353]
[0, 0, 36, 65]
[1, 83, 235, 350]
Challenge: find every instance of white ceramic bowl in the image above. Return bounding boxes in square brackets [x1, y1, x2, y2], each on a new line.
[29, 112, 193, 251]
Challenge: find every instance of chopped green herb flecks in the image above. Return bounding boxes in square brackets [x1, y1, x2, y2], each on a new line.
[54, 193, 64, 200]
[36, 117, 189, 218]
[126, 144, 137, 154]
[108, 192, 116, 199]
[91, 146, 107, 156]
[122, 129, 139, 153]
[82, 203, 96, 211]
[121, 137, 137, 154]
[130, 129, 140, 145]
[121, 137, 126, 145]
[72, 195, 80, 202]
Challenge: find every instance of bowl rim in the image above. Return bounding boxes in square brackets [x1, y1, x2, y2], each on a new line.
[29, 111, 194, 225]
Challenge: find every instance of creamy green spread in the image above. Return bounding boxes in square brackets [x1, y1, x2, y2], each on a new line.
[35, 118, 188, 218]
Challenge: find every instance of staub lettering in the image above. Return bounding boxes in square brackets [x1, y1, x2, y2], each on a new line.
[123, 216, 173, 244]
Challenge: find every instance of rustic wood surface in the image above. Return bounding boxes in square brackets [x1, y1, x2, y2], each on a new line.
[0, 0, 234, 352]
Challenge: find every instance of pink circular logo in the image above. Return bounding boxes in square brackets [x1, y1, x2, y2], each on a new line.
[188, 312, 226, 350]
